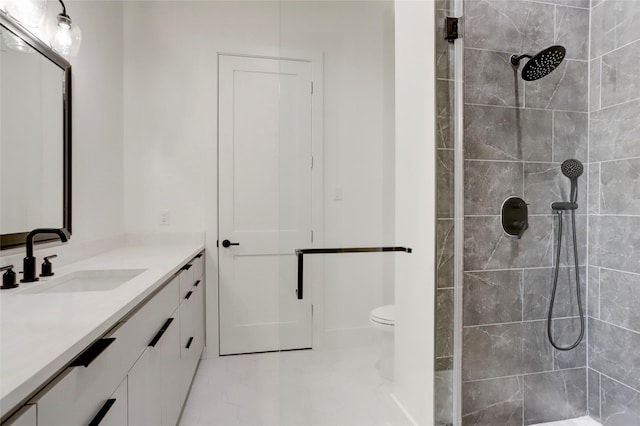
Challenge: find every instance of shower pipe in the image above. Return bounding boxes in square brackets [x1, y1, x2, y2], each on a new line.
[294, 247, 413, 299]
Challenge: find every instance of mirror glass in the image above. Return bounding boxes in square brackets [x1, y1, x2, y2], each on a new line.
[0, 13, 71, 249]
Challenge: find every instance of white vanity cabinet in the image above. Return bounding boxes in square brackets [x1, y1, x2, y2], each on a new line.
[5, 251, 206, 426]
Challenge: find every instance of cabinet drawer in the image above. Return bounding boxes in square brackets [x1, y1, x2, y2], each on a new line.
[178, 265, 195, 301]
[192, 253, 204, 279]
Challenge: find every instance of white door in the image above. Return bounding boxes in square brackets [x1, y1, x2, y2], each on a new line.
[218, 54, 313, 355]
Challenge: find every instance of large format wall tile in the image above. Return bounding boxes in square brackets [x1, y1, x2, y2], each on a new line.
[600, 268, 640, 333]
[524, 60, 588, 111]
[555, 5, 589, 60]
[557, 213, 588, 267]
[465, 49, 524, 107]
[522, 266, 586, 320]
[464, 0, 554, 54]
[588, 368, 601, 421]
[465, 161, 523, 215]
[462, 376, 523, 426]
[523, 163, 563, 214]
[588, 163, 600, 215]
[587, 266, 600, 319]
[437, 150, 455, 219]
[437, 219, 455, 289]
[553, 111, 588, 163]
[590, 57, 601, 112]
[591, 0, 640, 58]
[463, 323, 526, 380]
[464, 270, 522, 326]
[435, 368, 454, 426]
[437, 79, 455, 149]
[601, 40, 640, 108]
[464, 105, 552, 161]
[600, 375, 640, 426]
[590, 99, 640, 162]
[437, 289, 454, 358]
[589, 318, 640, 392]
[589, 216, 640, 274]
[552, 317, 587, 370]
[463, 321, 553, 380]
[523, 369, 587, 424]
[600, 158, 640, 216]
[465, 216, 554, 271]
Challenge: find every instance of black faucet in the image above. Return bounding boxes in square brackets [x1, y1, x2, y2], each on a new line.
[21, 228, 69, 283]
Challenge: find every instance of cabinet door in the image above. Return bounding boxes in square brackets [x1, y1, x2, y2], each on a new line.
[128, 347, 162, 426]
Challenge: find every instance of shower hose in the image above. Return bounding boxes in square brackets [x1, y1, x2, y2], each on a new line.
[548, 209, 585, 351]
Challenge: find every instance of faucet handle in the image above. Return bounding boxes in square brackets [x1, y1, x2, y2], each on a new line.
[41, 255, 58, 277]
[1, 265, 18, 289]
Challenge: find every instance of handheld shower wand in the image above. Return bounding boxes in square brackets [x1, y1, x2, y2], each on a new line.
[548, 159, 585, 351]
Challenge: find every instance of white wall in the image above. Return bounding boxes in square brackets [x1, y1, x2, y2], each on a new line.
[0, 1, 124, 253]
[123, 1, 395, 352]
[394, 0, 436, 424]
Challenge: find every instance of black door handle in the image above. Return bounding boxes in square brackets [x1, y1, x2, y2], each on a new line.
[222, 240, 240, 248]
[88, 399, 116, 426]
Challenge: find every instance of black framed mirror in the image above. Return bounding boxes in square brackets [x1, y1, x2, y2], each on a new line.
[0, 11, 72, 250]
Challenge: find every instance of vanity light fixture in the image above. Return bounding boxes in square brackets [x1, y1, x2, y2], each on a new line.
[5, 0, 46, 28]
[50, 0, 81, 56]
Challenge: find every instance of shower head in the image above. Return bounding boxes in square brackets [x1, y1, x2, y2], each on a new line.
[561, 159, 583, 204]
[561, 159, 583, 179]
[510, 45, 566, 81]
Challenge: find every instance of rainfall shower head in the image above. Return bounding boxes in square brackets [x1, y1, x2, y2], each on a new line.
[510, 45, 566, 81]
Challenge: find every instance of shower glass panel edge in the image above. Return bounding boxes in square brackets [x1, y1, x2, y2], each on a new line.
[452, 0, 464, 424]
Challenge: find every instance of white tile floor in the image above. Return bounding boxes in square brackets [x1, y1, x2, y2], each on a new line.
[533, 416, 602, 426]
[179, 343, 412, 426]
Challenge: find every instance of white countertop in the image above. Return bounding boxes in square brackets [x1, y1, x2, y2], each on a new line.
[0, 239, 205, 419]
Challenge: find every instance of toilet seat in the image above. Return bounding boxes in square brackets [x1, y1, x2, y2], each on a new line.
[370, 304, 395, 326]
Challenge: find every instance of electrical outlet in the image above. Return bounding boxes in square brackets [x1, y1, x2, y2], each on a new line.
[160, 210, 170, 226]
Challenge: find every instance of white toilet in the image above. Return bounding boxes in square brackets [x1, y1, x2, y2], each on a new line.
[369, 304, 395, 381]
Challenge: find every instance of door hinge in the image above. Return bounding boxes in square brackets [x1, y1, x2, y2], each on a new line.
[311, 81, 314, 94]
[311, 304, 314, 316]
[311, 230, 314, 243]
[445, 16, 462, 43]
[311, 156, 314, 169]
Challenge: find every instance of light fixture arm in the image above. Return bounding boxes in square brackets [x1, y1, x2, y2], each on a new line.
[58, 0, 68, 17]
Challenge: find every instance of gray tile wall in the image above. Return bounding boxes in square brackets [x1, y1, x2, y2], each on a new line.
[587, 1, 640, 424]
[461, 0, 590, 424]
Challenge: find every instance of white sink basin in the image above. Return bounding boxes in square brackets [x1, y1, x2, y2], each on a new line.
[19, 269, 147, 294]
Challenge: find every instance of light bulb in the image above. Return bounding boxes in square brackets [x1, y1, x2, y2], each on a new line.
[5, 0, 46, 28]
[50, 13, 81, 56]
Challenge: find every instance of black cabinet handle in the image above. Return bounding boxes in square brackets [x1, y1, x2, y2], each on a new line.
[70, 338, 116, 368]
[194, 280, 200, 287]
[181, 264, 192, 271]
[88, 399, 116, 426]
[148, 318, 174, 347]
[195, 253, 203, 259]
[222, 240, 240, 248]
[184, 291, 193, 300]
[186, 337, 194, 349]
